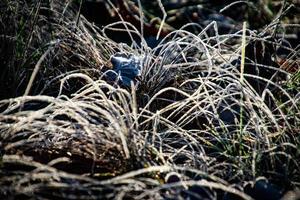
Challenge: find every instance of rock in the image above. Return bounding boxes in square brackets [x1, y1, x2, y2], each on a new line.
[106, 53, 143, 86]
[244, 179, 283, 200]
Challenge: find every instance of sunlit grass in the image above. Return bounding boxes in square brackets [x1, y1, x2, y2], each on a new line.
[0, 0, 299, 199]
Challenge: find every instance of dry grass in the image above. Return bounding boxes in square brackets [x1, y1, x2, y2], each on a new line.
[0, 0, 299, 199]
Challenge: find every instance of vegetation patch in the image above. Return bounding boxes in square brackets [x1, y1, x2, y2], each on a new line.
[0, 0, 299, 199]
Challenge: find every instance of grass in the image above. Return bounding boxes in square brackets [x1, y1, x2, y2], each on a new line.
[0, 0, 299, 199]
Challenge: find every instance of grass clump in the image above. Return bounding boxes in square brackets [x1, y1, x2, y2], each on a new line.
[0, 0, 299, 199]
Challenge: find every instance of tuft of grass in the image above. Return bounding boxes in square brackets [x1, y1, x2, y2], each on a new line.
[0, 0, 299, 199]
